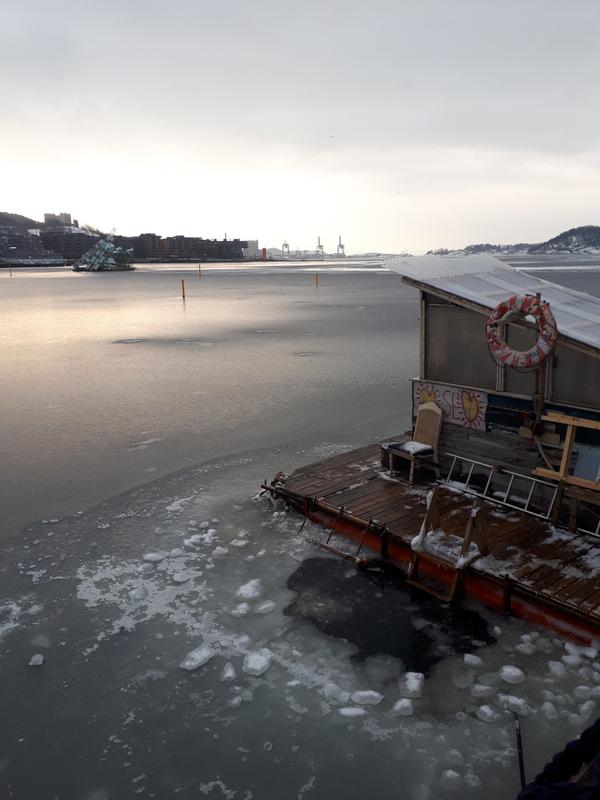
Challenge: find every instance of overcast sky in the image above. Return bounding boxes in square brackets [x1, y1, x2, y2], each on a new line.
[2, 0, 600, 252]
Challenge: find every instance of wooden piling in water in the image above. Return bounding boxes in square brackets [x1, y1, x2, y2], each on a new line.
[181, 279, 186, 299]
[198, 264, 202, 278]
[315, 273, 319, 287]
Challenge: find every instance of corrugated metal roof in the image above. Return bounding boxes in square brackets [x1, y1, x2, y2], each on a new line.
[385, 254, 600, 352]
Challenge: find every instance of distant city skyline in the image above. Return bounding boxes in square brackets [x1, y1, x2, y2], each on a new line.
[3, 1, 600, 252]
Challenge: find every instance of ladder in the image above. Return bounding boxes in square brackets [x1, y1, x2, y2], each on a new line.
[406, 488, 488, 604]
[407, 551, 464, 603]
[444, 453, 559, 520]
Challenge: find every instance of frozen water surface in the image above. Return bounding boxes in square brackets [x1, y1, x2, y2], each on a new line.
[2, 454, 598, 799]
[2, 264, 600, 798]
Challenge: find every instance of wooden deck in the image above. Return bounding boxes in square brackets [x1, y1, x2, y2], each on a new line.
[272, 442, 600, 641]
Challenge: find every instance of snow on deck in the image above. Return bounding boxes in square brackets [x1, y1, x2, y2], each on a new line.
[282, 442, 600, 626]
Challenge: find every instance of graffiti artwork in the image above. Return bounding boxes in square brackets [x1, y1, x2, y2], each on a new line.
[413, 381, 487, 431]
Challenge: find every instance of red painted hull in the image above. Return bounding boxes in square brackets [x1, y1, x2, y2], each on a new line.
[281, 494, 600, 646]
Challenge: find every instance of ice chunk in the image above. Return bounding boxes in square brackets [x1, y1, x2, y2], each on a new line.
[453, 672, 474, 690]
[212, 546, 228, 558]
[548, 660, 566, 678]
[497, 694, 530, 716]
[439, 770, 462, 791]
[562, 654, 582, 668]
[254, 600, 276, 615]
[516, 642, 537, 656]
[321, 683, 350, 705]
[350, 690, 383, 706]
[446, 750, 464, 767]
[180, 644, 214, 671]
[128, 585, 147, 603]
[143, 552, 166, 563]
[169, 548, 183, 557]
[220, 662, 237, 682]
[339, 707, 367, 718]
[236, 579, 263, 600]
[172, 572, 190, 584]
[464, 654, 483, 668]
[475, 705, 499, 722]
[391, 698, 413, 717]
[399, 672, 424, 698]
[137, 563, 154, 574]
[471, 684, 493, 699]
[574, 685, 593, 700]
[541, 701, 558, 720]
[242, 649, 273, 676]
[579, 700, 596, 722]
[230, 539, 248, 548]
[499, 665, 525, 685]
[230, 603, 250, 618]
[28, 653, 44, 667]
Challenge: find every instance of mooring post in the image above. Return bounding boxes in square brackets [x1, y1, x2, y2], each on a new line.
[198, 264, 202, 278]
[315, 273, 319, 288]
[181, 279, 186, 299]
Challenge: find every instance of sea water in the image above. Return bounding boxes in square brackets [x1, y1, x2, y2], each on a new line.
[1, 261, 600, 799]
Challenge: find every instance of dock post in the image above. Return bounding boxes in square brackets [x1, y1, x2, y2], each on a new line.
[315, 273, 319, 288]
[181, 279, 186, 299]
[198, 264, 202, 278]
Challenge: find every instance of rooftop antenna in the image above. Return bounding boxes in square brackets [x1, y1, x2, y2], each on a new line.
[316, 236, 324, 257]
[337, 235, 345, 256]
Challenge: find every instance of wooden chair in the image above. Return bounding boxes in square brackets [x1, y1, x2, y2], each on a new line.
[386, 402, 443, 483]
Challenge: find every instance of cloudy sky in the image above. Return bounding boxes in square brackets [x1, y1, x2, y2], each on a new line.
[2, 0, 600, 252]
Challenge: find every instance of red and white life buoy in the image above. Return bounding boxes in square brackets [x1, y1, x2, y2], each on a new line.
[485, 294, 558, 369]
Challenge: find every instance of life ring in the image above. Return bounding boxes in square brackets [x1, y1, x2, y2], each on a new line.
[485, 294, 558, 369]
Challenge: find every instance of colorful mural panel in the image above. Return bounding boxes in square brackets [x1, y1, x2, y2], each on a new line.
[413, 381, 487, 431]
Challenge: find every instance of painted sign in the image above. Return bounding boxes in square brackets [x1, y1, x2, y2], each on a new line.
[413, 381, 487, 431]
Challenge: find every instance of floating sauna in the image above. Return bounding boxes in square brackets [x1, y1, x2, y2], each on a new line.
[264, 255, 600, 644]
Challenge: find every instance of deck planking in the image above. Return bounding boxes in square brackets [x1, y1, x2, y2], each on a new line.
[283, 443, 600, 623]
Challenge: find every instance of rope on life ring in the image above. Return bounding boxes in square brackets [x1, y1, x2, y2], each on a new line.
[485, 294, 558, 370]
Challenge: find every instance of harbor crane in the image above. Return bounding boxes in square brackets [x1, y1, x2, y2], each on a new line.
[282, 241, 290, 257]
[316, 236, 324, 257]
[337, 235, 345, 257]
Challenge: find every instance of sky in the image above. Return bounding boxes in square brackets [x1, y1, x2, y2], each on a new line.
[2, 0, 600, 253]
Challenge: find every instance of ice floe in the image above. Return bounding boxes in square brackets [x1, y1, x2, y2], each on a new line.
[350, 690, 383, 706]
[499, 665, 525, 684]
[399, 672, 424, 698]
[242, 649, 273, 676]
[339, 707, 368, 718]
[180, 644, 214, 671]
[236, 579, 263, 600]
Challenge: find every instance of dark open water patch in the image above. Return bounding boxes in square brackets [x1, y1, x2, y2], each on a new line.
[285, 557, 495, 674]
